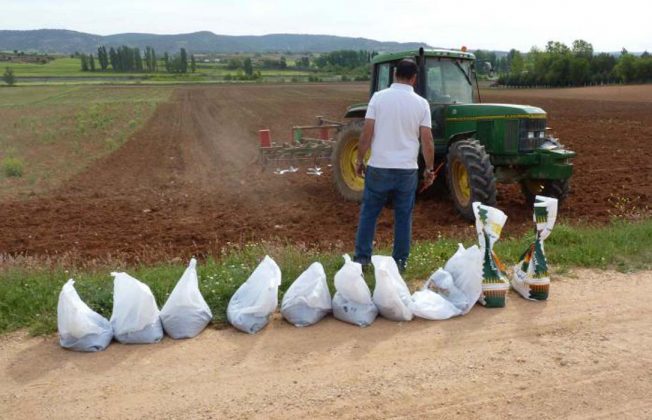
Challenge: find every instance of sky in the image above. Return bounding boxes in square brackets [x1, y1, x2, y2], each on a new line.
[2, 0, 651, 52]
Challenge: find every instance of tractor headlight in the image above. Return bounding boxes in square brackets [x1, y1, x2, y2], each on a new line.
[519, 118, 548, 152]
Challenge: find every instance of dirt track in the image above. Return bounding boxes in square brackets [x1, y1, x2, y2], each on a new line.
[0, 84, 651, 262]
[1, 269, 651, 419]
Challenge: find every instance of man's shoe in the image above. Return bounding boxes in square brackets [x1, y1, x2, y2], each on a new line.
[353, 256, 372, 273]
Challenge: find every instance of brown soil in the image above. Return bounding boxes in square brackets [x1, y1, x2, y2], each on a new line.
[1, 84, 651, 263]
[1, 269, 651, 418]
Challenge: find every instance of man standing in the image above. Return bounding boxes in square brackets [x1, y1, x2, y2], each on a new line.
[353, 58, 435, 272]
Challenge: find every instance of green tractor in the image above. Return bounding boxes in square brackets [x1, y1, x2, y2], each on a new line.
[332, 48, 576, 220]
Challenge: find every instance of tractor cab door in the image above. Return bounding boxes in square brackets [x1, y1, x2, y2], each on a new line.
[371, 61, 394, 96]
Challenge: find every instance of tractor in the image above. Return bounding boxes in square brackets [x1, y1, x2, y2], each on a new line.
[331, 48, 576, 220]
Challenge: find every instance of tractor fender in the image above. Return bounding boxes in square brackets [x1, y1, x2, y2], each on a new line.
[344, 103, 368, 119]
[447, 131, 477, 145]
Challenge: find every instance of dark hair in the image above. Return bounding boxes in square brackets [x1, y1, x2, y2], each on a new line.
[395, 58, 418, 80]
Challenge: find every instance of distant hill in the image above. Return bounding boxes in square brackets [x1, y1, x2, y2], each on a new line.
[0, 29, 432, 54]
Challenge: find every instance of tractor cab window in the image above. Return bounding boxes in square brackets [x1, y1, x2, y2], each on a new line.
[376, 62, 392, 91]
[425, 59, 473, 104]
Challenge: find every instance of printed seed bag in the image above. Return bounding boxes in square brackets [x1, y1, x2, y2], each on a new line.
[511, 196, 558, 301]
[473, 202, 510, 308]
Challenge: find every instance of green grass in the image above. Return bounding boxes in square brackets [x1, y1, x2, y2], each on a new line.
[1, 156, 23, 177]
[1, 219, 650, 336]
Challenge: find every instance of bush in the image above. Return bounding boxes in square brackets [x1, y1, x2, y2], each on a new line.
[3, 67, 16, 86]
[2, 157, 24, 177]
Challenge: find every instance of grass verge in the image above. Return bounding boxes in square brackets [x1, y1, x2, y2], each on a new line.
[1, 219, 650, 336]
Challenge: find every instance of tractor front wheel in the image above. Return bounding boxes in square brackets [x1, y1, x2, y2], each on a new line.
[332, 121, 368, 201]
[520, 179, 570, 204]
[446, 139, 497, 220]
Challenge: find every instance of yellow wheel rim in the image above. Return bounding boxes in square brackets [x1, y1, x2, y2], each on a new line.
[452, 159, 471, 206]
[339, 136, 370, 192]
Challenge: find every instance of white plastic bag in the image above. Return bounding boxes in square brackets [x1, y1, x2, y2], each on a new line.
[160, 258, 213, 339]
[511, 196, 558, 301]
[332, 255, 378, 327]
[281, 262, 331, 327]
[473, 202, 510, 308]
[424, 268, 467, 311]
[409, 289, 461, 320]
[372, 256, 413, 322]
[227, 255, 281, 334]
[442, 244, 483, 314]
[110, 272, 163, 344]
[57, 279, 113, 352]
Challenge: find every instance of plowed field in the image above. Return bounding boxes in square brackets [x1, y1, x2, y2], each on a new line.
[1, 84, 651, 262]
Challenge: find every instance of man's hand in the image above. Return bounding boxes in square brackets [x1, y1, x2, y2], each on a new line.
[419, 168, 436, 193]
[355, 161, 366, 177]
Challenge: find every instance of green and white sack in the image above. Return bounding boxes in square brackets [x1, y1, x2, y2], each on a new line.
[511, 195, 558, 301]
[473, 202, 510, 308]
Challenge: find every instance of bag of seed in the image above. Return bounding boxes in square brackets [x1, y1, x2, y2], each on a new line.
[110, 272, 164, 344]
[372, 255, 413, 322]
[160, 258, 213, 339]
[511, 196, 558, 301]
[281, 262, 331, 327]
[57, 279, 113, 352]
[332, 255, 378, 327]
[227, 255, 282, 334]
[473, 202, 510, 308]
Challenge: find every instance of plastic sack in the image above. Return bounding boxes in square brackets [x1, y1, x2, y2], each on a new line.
[511, 196, 559, 301]
[473, 202, 510, 308]
[441, 244, 483, 314]
[227, 255, 281, 334]
[281, 262, 331, 327]
[57, 279, 113, 352]
[332, 255, 378, 327]
[372, 256, 413, 321]
[425, 268, 468, 311]
[160, 258, 213, 339]
[409, 289, 461, 320]
[110, 272, 163, 344]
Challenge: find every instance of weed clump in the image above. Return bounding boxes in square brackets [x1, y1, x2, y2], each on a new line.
[2, 157, 24, 177]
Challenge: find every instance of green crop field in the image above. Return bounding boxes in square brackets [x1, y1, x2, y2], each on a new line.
[2, 57, 329, 85]
[0, 84, 173, 198]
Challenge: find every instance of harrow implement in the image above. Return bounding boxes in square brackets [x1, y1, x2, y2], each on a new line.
[258, 116, 344, 170]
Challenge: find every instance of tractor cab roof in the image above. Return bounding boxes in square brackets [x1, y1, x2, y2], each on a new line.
[371, 49, 476, 64]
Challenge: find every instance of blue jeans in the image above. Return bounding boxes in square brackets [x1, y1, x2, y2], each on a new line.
[354, 166, 418, 270]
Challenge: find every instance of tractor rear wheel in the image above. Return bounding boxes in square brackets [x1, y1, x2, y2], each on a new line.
[332, 121, 368, 201]
[520, 179, 570, 204]
[446, 139, 497, 220]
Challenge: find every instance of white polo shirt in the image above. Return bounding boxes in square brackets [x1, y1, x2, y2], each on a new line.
[365, 83, 431, 169]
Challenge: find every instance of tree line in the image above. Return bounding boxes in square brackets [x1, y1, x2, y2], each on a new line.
[81, 46, 196, 73]
[492, 40, 652, 87]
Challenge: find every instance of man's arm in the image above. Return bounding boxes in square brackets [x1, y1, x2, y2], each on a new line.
[355, 118, 375, 176]
[420, 125, 436, 190]
[420, 125, 434, 170]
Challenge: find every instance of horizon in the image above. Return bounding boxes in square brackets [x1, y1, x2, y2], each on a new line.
[2, 0, 651, 52]
[1, 28, 649, 54]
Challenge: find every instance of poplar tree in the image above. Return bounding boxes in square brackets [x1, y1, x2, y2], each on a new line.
[180, 48, 188, 73]
[97, 46, 109, 71]
[109, 47, 117, 71]
[80, 54, 89, 71]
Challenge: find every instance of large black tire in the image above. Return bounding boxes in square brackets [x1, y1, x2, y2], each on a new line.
[446, 139, 497, 221]
[332, 121, 365, 202]
[520, 179, 570, 204]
